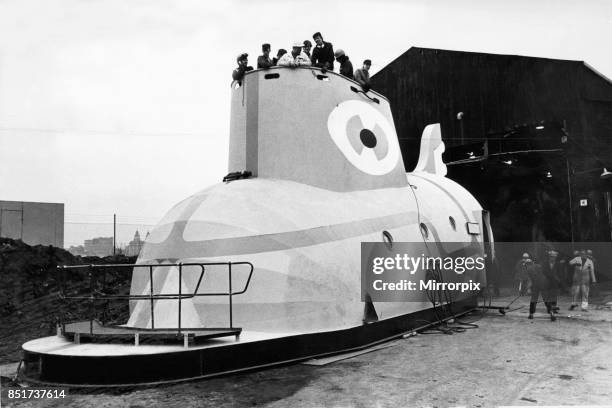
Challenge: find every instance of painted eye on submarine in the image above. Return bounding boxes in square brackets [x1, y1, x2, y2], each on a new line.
[327, 100, 400, 176]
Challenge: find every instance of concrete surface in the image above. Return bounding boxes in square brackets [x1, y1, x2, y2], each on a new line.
[3, 294, 612, 407]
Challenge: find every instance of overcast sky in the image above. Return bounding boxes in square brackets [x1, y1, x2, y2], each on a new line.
[1, 0, 611, 247]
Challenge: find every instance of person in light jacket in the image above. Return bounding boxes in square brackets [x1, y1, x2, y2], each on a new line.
[569, 250, 596, 311]
[277, 42, 311, 67]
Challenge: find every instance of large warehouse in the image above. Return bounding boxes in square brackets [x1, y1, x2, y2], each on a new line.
[372, 47, 612, 244]
[0, 200, 64, 247]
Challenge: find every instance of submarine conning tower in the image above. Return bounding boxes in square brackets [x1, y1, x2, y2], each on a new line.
[228, 67, 409, 192]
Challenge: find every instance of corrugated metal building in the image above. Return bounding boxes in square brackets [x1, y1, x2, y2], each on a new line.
[372, 47, 612, 242]
[0, 200, 64, 247]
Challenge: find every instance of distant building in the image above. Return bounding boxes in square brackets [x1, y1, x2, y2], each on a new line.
[0, 200, 64, 247]
[67, 245, 85, 256]
[82, 237, 114, 257]
[124, 230, 145, 257]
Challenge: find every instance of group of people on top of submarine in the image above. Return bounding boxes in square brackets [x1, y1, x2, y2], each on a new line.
[232, 31, 372, 91]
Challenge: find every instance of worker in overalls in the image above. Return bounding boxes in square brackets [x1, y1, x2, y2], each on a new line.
[569, 250, 596, 311]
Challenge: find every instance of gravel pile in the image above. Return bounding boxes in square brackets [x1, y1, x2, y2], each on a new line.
[0, 238, 136, 364]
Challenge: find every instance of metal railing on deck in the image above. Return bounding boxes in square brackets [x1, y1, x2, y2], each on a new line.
[56, 262, 254, 334]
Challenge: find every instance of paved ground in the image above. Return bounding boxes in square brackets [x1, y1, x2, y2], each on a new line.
[2, 294, 612, 408]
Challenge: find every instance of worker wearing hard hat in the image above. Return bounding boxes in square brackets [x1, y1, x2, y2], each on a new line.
[334, 49, 353, 80]
[277, 42, 311, 67]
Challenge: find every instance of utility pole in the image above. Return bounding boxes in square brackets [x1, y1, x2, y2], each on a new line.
[113, 213, 116, 256]
[566, 157, 575, 245]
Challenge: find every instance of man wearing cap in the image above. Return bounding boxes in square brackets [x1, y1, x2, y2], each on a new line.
[257, 44, 273, 69]
[303, 40, 312, 59]
[334, 49, 353, 79]
[277, 42, 311, 67]
[528, 257, 556, 321]
[354, 59, 372, 91]
[232, 53, 253, 84]
[311, 32, 334, 71]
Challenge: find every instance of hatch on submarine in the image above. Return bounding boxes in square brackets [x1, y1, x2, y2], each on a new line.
[20, 66, 492, 386]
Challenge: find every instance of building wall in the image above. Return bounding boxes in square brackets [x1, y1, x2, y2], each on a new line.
[371, 47, 612, 170]
[0, 201, 64, 247]
[371, 47, 612, 243]
[83, 237, 113, 257]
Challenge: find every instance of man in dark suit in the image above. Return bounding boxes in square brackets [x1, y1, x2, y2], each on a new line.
[528, 257, 556, 321]
[541, 250, 562, 313]
[311, 31, 334, 72]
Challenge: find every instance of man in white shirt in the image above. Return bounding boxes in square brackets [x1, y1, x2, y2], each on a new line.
[278, 42, 311, 67]
[569, 250, 596, 311]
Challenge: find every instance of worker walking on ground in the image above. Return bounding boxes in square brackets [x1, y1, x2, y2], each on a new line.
[569, 250, 596, 311]
[514, 252, 533, 296]
[586, 249, 600, 298]
[528, 258, 556, 321]
[542, 250, 562, 313]
[354, 59, 372, 91]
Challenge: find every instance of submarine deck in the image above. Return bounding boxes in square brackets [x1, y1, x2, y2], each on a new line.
[59, 320, 243, 345]
[22, 328, 297, 357]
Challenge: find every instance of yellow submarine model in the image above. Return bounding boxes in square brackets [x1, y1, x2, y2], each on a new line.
[20, 66, 491, 385]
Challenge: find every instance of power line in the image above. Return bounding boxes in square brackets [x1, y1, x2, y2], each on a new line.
[65, 222, 155, 226]
[0, 126, 203, 137]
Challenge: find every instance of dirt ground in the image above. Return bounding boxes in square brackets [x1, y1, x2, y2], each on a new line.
[2, 293, 612, 408]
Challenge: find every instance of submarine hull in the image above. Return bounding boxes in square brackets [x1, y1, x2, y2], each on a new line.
[21, 67, 489, 385]
[21, 297, 476, 386]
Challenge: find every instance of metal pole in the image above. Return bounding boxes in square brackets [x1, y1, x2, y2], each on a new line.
[89, 265, 94, 335]
[566, 156, 575, 245]
[606, 191, 612, 241]
[178, 264, 182, 334]
[228, 262, 233, 329]
[149, 265, 155, 329]
[113, 214, 116, 256]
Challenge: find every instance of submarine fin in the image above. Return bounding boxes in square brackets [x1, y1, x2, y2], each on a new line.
[413, 123, 447, 177]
